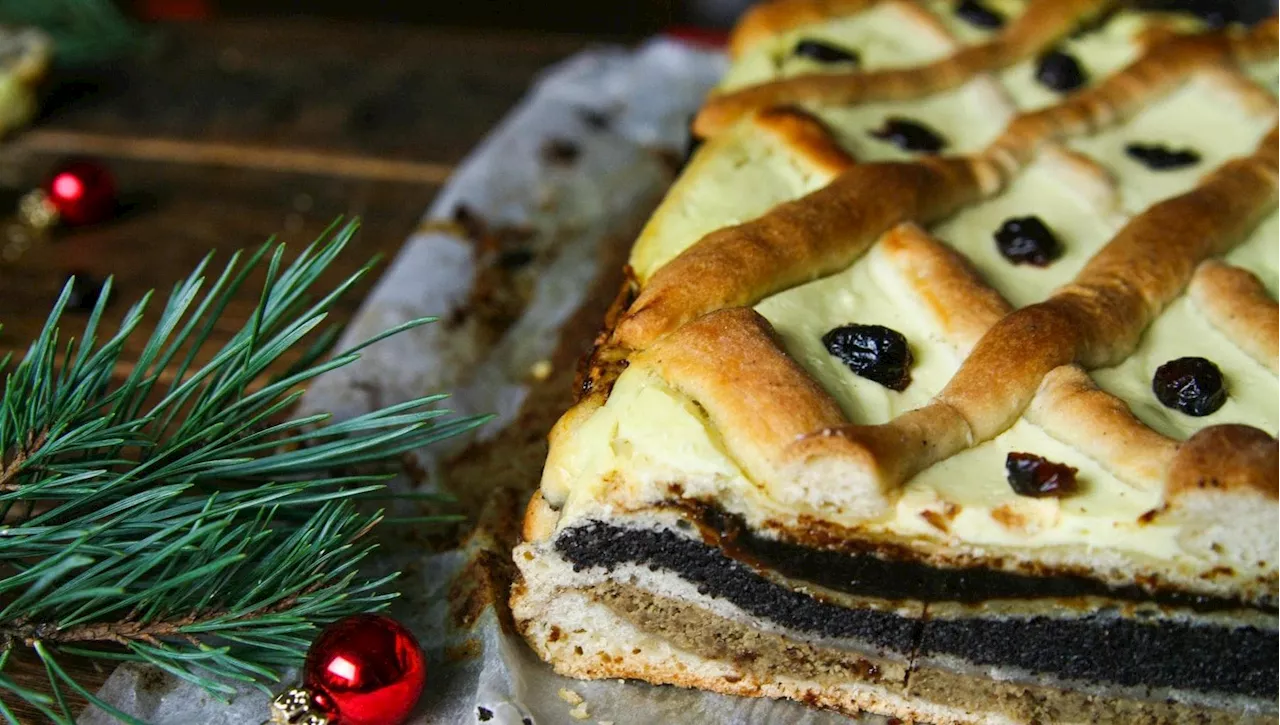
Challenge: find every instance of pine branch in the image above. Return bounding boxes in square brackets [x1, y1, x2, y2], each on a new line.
[0, 220, 486, 723]
[0, 431, 43, 492]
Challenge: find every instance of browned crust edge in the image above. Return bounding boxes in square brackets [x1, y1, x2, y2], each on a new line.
[1168, 425, 1279, 501]
[1189, 260, 1279, 374]
[574, 265, 638, 402]
[752, 104, 858, 177]
[1161, 425, 1279, 569]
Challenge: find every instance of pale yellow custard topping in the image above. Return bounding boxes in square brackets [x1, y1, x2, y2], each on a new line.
[1092, 213, 1280, 441]
[921, 0, 1027, 45]
[883, 418, 1175, 559]
[545, 368, 748, 519]
[815, 76, 1013, 160]
[1243, 58, 1280, 94]
[756, 246, 956, 424]
[629, 124, 832, 283]
[719, 1, 961, 93]
[1092, 295, 1279, 440]
[997, 11, 1169, 112]
[1226, 209, 1279, 298]
[1066, 72, 1277, 215]
[550, 360, 1184, 567]
[929, 156, 1124, 307]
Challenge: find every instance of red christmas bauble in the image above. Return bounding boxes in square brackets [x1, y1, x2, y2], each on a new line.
[302, 614, 426, 725]
[44, 160, 116, 226]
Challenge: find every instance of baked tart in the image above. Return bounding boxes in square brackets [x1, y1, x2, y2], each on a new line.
[512, 1, 1279, 722]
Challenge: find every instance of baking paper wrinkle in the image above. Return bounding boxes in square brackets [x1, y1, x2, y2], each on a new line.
[80, 39, 875, 725]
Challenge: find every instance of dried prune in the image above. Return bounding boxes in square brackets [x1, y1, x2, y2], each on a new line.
[793, 39, 860, 64]
[1152, 357, 1226, 416]
[869, 118, 946, 154]
[1125, 143, 1200, 170]
[1035, 49, 1087, 92]
[994, 216, 1062, 266]
[822, 324, 913, 390]
[1005, 453, 1079, 498]
[956, 0, 1005, 29]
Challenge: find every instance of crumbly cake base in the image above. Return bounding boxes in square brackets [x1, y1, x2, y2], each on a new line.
[513, 571, 946, 724]
[514, 548, 1277, 725]
[514, 493, 1277, 724]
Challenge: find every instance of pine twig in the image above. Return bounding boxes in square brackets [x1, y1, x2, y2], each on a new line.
[0, 220, 487, 723]
[0, 431, 44, 492]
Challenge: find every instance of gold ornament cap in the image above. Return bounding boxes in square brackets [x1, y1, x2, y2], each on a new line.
[262, 687, 330, 725]
[17, 189, 58, 230]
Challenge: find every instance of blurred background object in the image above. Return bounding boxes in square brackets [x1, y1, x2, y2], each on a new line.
[0, 0, 141, 65]
[214, 0, 1278, 31]
[6, 0, 1277, 45]
[127, 0, 686, 34]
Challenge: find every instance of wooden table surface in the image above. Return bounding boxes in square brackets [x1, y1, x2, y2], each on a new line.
[0, 19, 592, 723]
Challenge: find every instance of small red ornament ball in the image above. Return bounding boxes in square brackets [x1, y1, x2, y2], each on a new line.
[303, 614, 426, 725]
[45, 160, 117, 226]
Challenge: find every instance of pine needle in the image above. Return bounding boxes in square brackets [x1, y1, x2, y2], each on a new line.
[0, 220, 482, 722]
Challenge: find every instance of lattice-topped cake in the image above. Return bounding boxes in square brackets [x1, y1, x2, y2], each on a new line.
[512, 1, 1279, 722]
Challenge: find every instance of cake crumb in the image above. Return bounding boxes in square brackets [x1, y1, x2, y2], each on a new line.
[569, 703, 590, 720]
[558, 688, 584, 705]
[529, 359, 554, 381]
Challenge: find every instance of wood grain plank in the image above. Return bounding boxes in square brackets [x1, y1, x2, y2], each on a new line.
[34, 21, 590, 165]
[16, 130, 456, 184]
[0, 150, 440, 378]
[214, 0, 676, 35]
